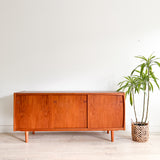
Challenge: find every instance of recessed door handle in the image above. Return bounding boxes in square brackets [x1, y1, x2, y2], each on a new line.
[53, 100, 57, 103]
[16, 101, 20, 104]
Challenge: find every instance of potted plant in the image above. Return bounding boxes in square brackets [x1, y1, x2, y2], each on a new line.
[117, 55, 160, 142]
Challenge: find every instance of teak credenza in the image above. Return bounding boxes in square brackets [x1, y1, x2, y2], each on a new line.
[14, 92, 125, 143]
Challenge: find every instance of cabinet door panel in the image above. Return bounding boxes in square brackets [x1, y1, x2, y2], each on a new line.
[49, 95, 87, 128]
[88, 95, 124, 128]
[15, 95, 49, 129]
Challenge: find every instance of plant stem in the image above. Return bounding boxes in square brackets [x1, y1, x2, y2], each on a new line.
[145, 67, 150, 123]
[145, 82, 150, 123]
[132, 89, 138, 123]
[141, 92, 146, 124]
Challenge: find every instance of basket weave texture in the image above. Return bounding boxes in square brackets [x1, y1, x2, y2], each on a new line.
[132, 123, 149, 142]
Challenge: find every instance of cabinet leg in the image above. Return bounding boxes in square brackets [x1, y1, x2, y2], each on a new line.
[107, 130, 109, 134]
[25, 131, 29, 143]
[32, 131, 35, 134]
[111, 131, 114, 142]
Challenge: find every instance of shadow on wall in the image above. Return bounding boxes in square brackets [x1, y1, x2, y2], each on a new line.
[0, 95, 13, 132]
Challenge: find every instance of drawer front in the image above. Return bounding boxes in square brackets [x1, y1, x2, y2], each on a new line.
[88, 95, 124, 129]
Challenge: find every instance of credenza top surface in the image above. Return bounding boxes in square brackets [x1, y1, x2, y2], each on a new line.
[14, 91, 125, 96]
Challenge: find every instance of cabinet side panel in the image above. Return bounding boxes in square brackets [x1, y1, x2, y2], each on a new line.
[14, 93, 17, 131]
[123, 94, 126, 130]
[88, 95, 124, 129]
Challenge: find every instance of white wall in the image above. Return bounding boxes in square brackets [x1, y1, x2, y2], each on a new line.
[0, 0, 160, 132]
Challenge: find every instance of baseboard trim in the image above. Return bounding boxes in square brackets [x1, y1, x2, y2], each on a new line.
[0, 125, 13, 133]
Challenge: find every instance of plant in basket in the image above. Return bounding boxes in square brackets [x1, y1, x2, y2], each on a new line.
[117, 55, 160, 142]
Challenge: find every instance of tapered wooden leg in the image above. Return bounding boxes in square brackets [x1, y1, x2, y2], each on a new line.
[32, 131, 35, 134]
[25, 131, 28, 143]
[107, 130, 109, 134]
[111, 131, 114, 142]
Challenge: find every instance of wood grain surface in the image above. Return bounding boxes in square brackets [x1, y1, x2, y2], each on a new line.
[14, 92, 125, 142]
[88, 95, 124, 128]
[48, 95, 87, 128]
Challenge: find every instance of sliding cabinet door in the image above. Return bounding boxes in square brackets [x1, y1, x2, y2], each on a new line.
[15, 95, 49, 130]
[49, 95, 87, 128]
[88, 95, 124, 129]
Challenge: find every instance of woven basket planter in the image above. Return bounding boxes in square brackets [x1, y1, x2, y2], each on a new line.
[132, 122, 149, 142]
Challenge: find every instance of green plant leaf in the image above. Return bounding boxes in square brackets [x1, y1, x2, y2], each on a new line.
[150, 71, 160, 88]
[117, 82, 129, 92]
[149, 82, 153, 92]
[149, 54, 155, 60]
[130, 92, 133, 106]
[131, 64, 141, 75]
[140, 63, 145, 76]
[155, 61, 160, 67]
[135, 55, 147, 61]
[117, 87, 123, 92]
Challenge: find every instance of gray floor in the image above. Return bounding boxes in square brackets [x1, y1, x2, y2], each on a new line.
[0, 131, 160, 160]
